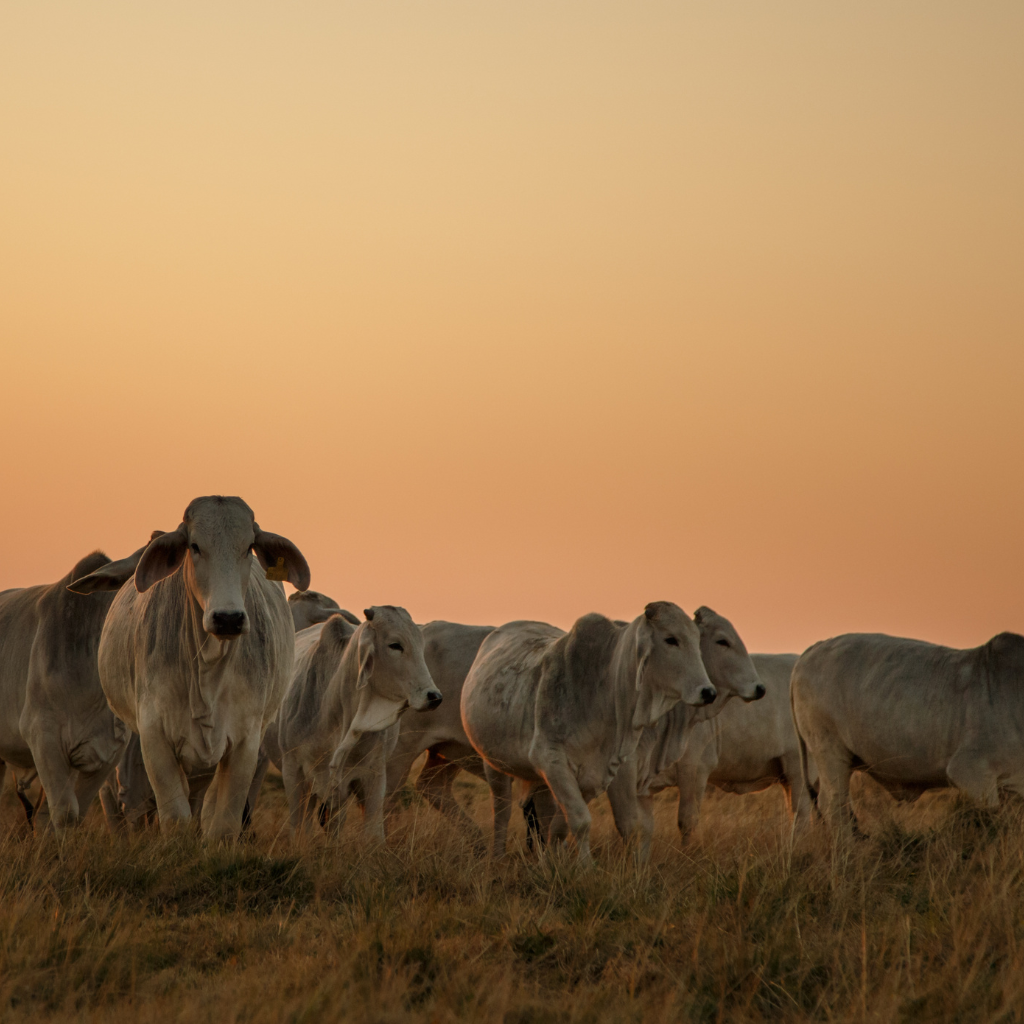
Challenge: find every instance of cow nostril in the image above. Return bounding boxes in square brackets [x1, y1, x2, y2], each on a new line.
[211, 611, 246, 636]
[754, 683, 766, 700]
[426, 692, 443, 711]
[700, 687, 717, 706]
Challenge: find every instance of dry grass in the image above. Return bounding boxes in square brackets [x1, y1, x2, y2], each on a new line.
[2, 767, 1024, 1024]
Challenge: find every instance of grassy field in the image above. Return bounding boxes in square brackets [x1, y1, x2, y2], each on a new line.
[2, 766, 1023, 1024]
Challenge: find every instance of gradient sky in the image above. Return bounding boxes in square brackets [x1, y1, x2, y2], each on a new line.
[2, 2, 1021, 653]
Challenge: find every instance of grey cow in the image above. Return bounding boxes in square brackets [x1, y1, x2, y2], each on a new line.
[648, 652, 816, 840]
[0, 542, 150, 831]
[527, 607, 765, 858]
[278, 607, 442, 840]
[791, 631, 1024, 840]
[76, 496, 308, 841]
[461, 602, 716, 863]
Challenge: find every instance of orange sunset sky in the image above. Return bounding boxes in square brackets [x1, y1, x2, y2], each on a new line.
[1, 3, 1021, 653]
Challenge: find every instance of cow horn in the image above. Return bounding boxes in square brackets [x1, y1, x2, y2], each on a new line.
[363, 607, 375, 621]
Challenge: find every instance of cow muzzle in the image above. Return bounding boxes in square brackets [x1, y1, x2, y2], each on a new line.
[414, 689, 443, 712]
[207, 610, 249, 637]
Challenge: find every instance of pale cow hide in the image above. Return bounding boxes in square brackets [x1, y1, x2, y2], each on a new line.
[277, 606, 441, 841]
[77, 496, 308, 841]
[461, 601, 715, 863]
[791, 631, 1024, 840]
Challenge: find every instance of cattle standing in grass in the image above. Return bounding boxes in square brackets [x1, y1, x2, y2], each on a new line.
[278, 606, 441, 840]
[791, 631, 1024, 839]
[527, 607, 765, 857]
[78, 496, 308, 841]
[0, 543, 151, 832]
[461, 602, 715, 863]
[384, 621, 493, 828]
[653, 652, 815, 840]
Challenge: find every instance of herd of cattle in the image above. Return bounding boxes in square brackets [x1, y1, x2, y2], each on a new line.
[2, 495, 1022, 861]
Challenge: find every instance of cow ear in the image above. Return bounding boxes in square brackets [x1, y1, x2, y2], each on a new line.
[68, 551, 139, 595]
[135, 527, 189, 593]
[253, 527, 311, 591]
[356, 626, 374, 690]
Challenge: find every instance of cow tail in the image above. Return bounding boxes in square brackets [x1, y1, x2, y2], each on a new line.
[791, 664, 819, 813]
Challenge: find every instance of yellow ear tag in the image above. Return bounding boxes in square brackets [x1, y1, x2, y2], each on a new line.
[265, 557, 288, 582]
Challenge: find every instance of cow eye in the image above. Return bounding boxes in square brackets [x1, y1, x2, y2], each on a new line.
[388, 642, 404, 652]
[715, 638, 730, 648]
[190, 543, 201, 556]
[664, 636, 679, 646]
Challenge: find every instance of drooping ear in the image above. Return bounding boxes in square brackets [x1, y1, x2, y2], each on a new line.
[356, 624, 375, 690]
[134, 526, 189, 593]
[635, 624, 653, 690]
[252, 525, 311, 591]
[68, 540, 152, 595]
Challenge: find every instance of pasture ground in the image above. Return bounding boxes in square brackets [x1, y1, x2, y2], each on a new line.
[2, 765, 1023, 1023]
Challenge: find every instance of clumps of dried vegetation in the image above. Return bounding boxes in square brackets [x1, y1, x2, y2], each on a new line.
[2, 770, 1023, 1023]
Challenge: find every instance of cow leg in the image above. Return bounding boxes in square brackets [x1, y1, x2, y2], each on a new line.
[483, 763, 514, 859]
[204, 734, 261, 842]
[139, 728, 192, 828]
[537, 758, 594, 865]
[521, 781, 552, 852]
[282, 752, 315, 834]
[780, 750, 815, 836]
[384, 730, 429, 813]
[812, 742, 857, 841]
[98, 778, 127, 833]
[359, 751, 388, 844]
[946, 750, 1000, 808]
[415, 752, 477, 827]
[606, 761, 649, 859]
[71, 767, 117, 828]
[674, 758, 710, 840]
[32, 735, 80, 832]
[244, 751, 270, 831]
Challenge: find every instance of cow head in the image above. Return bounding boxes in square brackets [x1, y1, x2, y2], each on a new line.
[633, 601, 716, 727]
[134, 496, 310, 639]
[288, 590, 360, 633]
[353, 606, 440, 713]
[693, 606, 764, 710]
[328, 605, 441, 777]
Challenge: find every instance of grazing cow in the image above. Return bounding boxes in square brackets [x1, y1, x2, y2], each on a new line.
[384, 621, 493, 827]
[654, 653, 816, 839]
[0, 543, 152, 832]
[289, 591, 360, 632]
[791, 631, 1024, 839]
[75, 496, 308, 841]
[530, 607, 765, 856]
[278, 607, 442, 840]
[461, 602, 715, 862]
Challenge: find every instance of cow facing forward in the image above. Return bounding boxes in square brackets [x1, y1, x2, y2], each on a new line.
[791, 631, 1024, 839]
[83, 496, 308, 841]
[461, 602, 715, 863]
